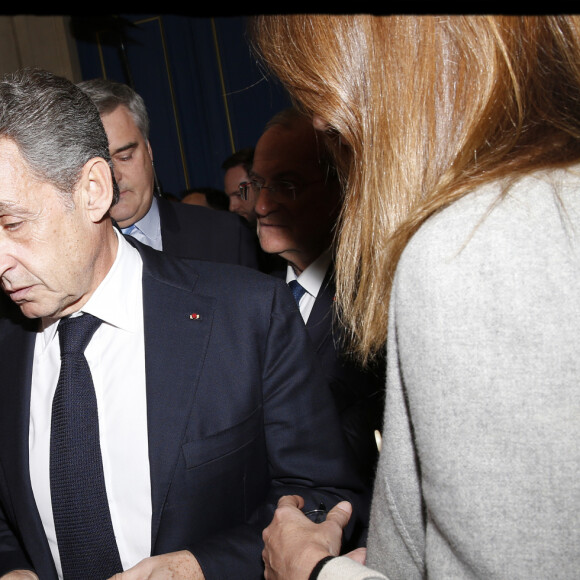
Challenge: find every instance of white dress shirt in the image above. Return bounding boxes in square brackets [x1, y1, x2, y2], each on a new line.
[286, 250, 332, 323]
[29, 229, 152, 578]
[121, 196, 163, 250]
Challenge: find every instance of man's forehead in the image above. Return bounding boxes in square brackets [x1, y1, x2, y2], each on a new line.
[101, 105, 143, 143]
[0, 136, 25, 161]
[254, 124, 323, 175]
[224, 165, 248, 192]
[0, 138, 33, 187]
[0, 139, 71, 212]
[226, 164, 248, 180]
[251, 153, 324, 184]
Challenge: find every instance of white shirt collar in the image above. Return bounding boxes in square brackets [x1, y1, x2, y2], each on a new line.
[129, 196, 162, 250]
[286, 249, 332, 298]
[39, 228, 142, 349]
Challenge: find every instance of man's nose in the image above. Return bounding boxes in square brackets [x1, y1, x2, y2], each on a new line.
[254, 187, 278, 216]
[229, 196, 241, 212]
[0, 240, 16, 283]
[112, 161, 122, 183]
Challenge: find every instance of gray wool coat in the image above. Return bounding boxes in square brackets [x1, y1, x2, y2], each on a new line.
[321, 166, 580, 579]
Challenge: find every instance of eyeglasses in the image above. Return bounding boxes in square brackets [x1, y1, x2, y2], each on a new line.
[239, 179, 298, 202]
[239, 178, 329, 203]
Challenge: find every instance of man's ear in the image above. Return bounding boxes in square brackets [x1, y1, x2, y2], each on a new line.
[79, 157, 114, 223]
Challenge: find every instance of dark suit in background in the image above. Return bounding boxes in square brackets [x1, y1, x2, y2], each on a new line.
[308, 266, 385, 487]
[251, 107, 385, 496]
[271, 264, 386, 488]
[156, 196, 260, 269]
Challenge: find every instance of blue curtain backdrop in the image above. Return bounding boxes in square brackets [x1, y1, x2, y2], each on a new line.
[72, 15, 291, 198]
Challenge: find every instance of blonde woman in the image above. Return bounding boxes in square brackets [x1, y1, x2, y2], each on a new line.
[250, 15, 580, 580]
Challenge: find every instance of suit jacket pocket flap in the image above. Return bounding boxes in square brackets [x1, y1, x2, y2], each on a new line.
[182, 407, 262, 469]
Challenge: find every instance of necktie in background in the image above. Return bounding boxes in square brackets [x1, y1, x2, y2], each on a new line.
[288, 280, 306, 305]
[50, 313, 123, 579]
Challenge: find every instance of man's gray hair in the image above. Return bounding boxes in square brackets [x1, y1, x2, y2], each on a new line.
[78, 78, 150, 141]
[0, 68, 118, 205]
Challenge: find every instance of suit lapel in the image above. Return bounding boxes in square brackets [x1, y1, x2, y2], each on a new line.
[306, 266, 335, 353]
[135, 243, 216, 549]
[155, 196, 179, 255]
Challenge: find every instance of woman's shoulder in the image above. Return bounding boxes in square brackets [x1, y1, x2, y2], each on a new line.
[400, 165, 580, 277]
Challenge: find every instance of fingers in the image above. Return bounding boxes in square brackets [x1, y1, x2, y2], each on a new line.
[263, 496, 304, 544]
[276, 495, 305, 509]
[325, 501, 352, 530]
[262, 498, 355, 579]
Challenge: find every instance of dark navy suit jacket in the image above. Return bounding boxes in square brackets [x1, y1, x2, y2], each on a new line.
[308, 267, 386, 488]
[273, 263, 386, 489]
[156, 196, 261, 269]
[0, 239, 367, 579]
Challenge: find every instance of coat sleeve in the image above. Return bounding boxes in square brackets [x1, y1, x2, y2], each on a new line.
[0, 462, 36, 577]
[319, 556, 390, 580]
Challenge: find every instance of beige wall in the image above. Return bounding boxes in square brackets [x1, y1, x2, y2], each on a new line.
[0, 15, 81, 82]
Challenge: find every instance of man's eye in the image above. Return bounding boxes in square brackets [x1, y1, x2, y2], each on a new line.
[279, 181, 297, 191]
[4, 221, 23, 231]
[113, 152, 133, 163]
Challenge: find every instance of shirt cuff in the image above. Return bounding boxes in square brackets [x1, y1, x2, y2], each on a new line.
[316, 555, 390, 580]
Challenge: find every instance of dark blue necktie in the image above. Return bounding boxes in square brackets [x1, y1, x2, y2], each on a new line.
[288, 280, 306, 305]
[50, 313, 123, 580]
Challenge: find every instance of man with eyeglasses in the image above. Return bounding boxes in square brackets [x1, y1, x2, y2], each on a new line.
[222, 147, 257, 225]
[248, 107, 386, 491]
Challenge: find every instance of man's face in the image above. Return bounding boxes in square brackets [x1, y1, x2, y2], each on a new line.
[225, 164, 257, 225]
[101, 105, 154, 229]
[253, 123, 340, 273]
[0, 139, 103, 319]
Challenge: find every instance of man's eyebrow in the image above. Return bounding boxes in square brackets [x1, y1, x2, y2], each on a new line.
[111, 142, 138, 156]
[249, 170, 302, 182]
[0, 201, 36, 217]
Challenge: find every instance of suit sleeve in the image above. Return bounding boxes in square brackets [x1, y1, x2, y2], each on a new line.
[190, 280, 369, 579]
[0, 462, 35, 576]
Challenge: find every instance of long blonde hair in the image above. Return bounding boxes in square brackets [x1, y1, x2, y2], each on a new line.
[250, 15, 580, 362]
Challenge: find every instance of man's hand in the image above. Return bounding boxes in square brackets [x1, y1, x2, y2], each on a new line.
[0, 572, 39, 579]
[262, 495, 353, 580]
[108, 550, 204, 580]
